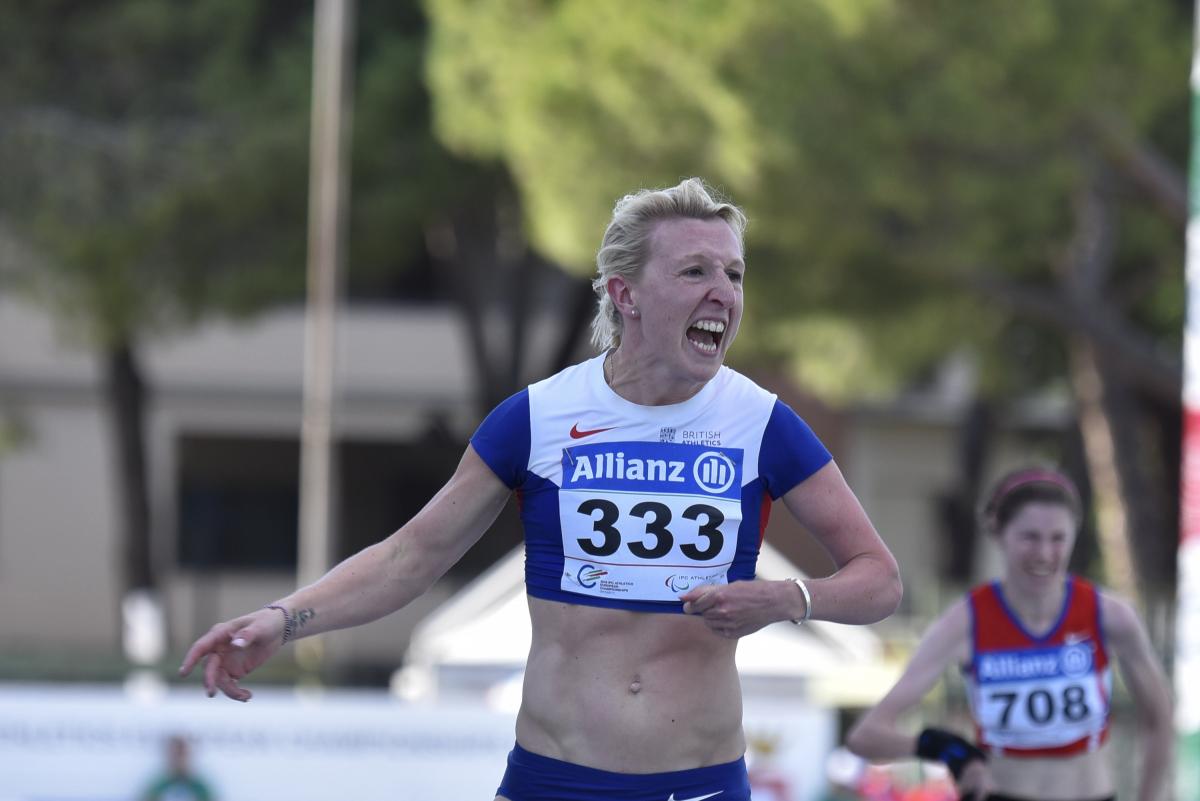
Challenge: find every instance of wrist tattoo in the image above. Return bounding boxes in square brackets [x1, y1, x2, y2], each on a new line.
[264, 605, 316, 644]
[295, 607, 315, 632]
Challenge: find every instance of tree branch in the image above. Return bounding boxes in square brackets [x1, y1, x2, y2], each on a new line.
[1087, 108, 1187, 227]
[965, 271, 1181, 404]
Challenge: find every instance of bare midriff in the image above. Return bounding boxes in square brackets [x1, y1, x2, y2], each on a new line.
[987, 745, 1114, 799]
[514, 595, 745, 774]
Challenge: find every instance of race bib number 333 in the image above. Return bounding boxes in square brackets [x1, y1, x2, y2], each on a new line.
[558, 441, 744, 602]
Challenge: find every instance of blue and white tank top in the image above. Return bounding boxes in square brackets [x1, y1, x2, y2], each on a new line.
[470, 353, 832, 613]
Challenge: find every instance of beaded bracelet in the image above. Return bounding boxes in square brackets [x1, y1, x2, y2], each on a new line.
[786, 578, 813, 625]
[263, 604, 296, 643]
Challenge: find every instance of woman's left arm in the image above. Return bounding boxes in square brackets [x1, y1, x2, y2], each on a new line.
[682, 460, 901, 634]
[776, 460, 902, 624]
[1103, 593, 1173, 801]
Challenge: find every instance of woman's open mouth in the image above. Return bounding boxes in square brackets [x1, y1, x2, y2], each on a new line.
[687, 320, 726, 355]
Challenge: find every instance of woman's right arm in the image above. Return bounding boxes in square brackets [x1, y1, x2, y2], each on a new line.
[847, 597, 992, 799]
[845, 598, 970, 759]
[179, 444, 511, 700]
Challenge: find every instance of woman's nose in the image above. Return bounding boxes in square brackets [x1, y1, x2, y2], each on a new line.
[707, 274, 737, 307]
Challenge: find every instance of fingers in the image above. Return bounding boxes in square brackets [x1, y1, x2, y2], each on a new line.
[681, 587, 735, 633]
[229, 625, 254, 650]
[177, 614, 269, 702]
[179, 616, 252, 675]
[179, 628, 227, 677]
[217, 673, 252, 703]
[200, 652, 253, 702]
[685, 595, 739, 638]
[203, 653, 222, 697]
[680, 586, 717, 614]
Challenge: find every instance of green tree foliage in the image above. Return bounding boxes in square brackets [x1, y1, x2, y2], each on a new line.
[0, 0, 508, 608]
[0, 0, 582, 644]
[426, 0, 1187, 398]
[0, 0, 497, 336]
[0, 0, 314, 341]
[425, 0, 1190, 603]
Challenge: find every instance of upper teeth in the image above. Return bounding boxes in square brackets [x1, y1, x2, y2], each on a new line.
[693, 320, 726, 333]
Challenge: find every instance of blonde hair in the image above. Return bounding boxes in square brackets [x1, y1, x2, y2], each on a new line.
[590, 178, 747, 351]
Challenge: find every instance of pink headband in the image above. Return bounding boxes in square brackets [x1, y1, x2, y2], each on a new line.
[990, 468, 1080, 510]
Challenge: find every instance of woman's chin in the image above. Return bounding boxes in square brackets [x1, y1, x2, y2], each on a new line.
[683, 345, 724, 375]
[1016, 568, 1063, 586]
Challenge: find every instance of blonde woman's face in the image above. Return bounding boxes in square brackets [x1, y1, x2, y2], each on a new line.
[627, 217, 744, 385]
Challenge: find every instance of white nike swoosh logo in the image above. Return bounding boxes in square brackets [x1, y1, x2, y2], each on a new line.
[667, 793, 722, 801]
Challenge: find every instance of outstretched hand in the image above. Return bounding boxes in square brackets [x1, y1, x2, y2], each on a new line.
[178, 608, 285, 701]
[679, 579, 791, 639]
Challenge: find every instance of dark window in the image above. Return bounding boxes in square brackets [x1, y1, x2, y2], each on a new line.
[336, 432, 522, 579]
[176, 426, 523, 578]
[177, 435, 300, 571]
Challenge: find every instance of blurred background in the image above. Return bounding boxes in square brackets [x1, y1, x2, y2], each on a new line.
[0, 1, 1195, 799]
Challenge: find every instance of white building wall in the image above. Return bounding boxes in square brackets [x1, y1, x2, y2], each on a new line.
[0, 401, 120, 648]
[843, 417, 962, 620]
[0, 297, 483, 665]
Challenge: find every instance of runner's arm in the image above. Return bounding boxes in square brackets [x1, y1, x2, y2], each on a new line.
[1103, 593, 1173, 801]
[846, 599, 971, 760]
[779, 460, 902, 625]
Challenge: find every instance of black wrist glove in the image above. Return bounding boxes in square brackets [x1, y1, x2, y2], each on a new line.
[915, 727, 987, 780]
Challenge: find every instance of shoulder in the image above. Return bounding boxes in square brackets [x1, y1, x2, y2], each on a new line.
[715, 365, 778, 404]
[930, 595, 973, 640]
[911, 596, 973, 658]
[1092, 583, 1161, 666]
[903, 596, 973, 675]
[930, 596, 974, 665]
[963, 580, 1000, 608]
[1096, 585, 1143, 644]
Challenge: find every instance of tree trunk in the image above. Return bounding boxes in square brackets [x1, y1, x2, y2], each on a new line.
[426, 184, 600, 418]
[936, 398, 993, 584]
[103, 339, 153, 595]
[1070, 336, 1180, 648]
[550, 277, 603, 373]
[1053, 157, 1179, 618]
[1068, 337, 1140, 602]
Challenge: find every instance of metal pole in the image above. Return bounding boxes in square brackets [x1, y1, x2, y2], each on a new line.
[297, 0, 355, 672]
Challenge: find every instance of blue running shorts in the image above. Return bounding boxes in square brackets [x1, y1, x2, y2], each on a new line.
[496, 742, 751, 801]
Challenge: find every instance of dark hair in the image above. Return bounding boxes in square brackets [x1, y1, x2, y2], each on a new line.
[981, 467, 1082, 535]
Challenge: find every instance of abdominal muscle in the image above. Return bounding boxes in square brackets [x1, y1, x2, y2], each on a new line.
[513, 595, 746, 774]
[987, 745, 1114, 799]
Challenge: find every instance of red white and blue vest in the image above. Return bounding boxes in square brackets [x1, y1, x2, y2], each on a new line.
[471, 354, 832, 613]
[964, 576, 1111, 756]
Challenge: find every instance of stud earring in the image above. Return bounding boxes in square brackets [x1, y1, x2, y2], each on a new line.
[631, 307, 639, 318]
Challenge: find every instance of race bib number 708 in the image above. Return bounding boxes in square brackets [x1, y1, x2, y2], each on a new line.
[973, 643, 1109, 749]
